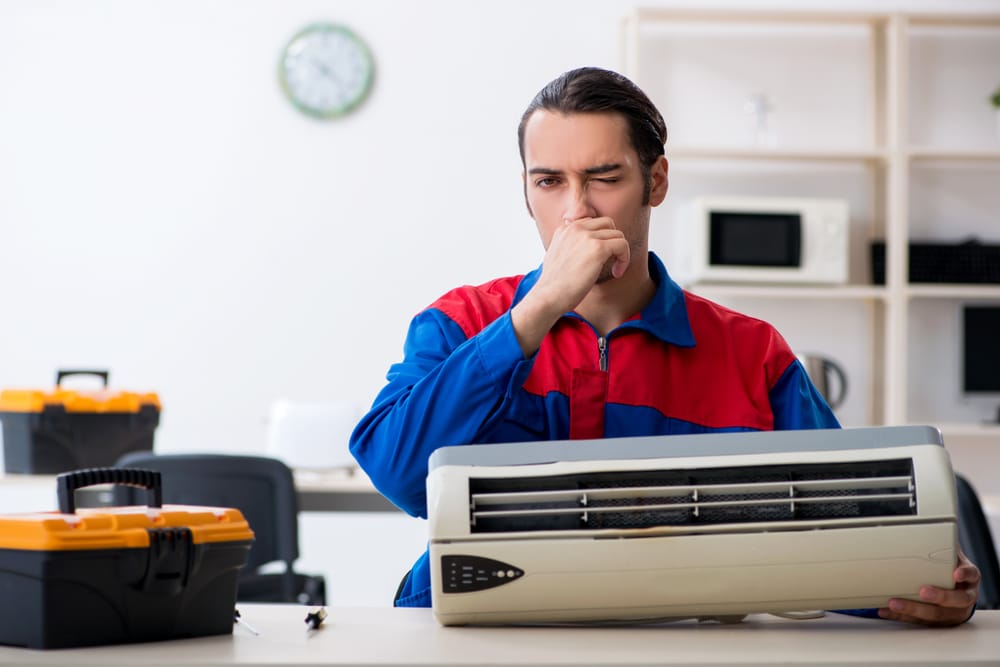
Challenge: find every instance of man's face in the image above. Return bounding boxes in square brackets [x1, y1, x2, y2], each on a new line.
[521, 110, 665, 275]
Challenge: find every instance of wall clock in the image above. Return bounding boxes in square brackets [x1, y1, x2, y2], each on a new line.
[278, 23, 375, 119]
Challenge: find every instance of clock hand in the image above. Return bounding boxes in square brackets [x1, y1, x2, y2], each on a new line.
[314, 61, 332, 78]
[313, 59, 346, 87]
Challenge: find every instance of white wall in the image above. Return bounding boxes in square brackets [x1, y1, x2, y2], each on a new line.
[0, 0, 574, 455]
[3, 0, 998, 455]
[3, 0, 999, 606]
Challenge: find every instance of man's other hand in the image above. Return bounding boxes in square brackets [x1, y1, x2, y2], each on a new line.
[877, 549, 980, 626]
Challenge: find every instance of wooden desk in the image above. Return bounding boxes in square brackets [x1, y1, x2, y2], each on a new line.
[0, 605, 997, 666]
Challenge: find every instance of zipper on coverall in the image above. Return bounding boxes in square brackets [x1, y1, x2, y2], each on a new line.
[569, 332, 610, 439]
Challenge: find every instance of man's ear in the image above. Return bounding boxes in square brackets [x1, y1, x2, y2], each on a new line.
[522, 170, 534, 218]
[648, 156, 669, 207]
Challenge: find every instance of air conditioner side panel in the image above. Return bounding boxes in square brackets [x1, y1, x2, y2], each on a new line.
[430, 523, 956, 625]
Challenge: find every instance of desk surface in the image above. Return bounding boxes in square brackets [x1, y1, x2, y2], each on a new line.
[0, 468, 398, 514]
[0, 605, 997, 667]
[292, 469, 397, 512]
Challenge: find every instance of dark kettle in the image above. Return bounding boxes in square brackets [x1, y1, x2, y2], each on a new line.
[798, 355, 848, 410]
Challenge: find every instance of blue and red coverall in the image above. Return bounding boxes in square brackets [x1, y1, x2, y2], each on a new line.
[350, 252, 840, 608]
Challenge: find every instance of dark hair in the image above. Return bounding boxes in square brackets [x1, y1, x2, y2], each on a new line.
[517, 67, 668, 204]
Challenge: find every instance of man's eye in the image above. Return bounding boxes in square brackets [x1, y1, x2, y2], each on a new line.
[535, 177, 558, 188]
[593, 177, 619, 184]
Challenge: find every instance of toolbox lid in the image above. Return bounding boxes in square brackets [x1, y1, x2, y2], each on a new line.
[0, 388, 161, 414]
[0, 505, 253, 551]
[0, 369, 160, 414]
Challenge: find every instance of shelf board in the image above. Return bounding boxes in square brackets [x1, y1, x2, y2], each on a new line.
[905, 14, 1000, 28]
[909, 148, 1000, 162]
[633, 8, 888, 26]
[631, 8, 1000, 29]
[906, 285, 1000, 300]
[668, 147, 886, 163]
[686, 284, 887, 300]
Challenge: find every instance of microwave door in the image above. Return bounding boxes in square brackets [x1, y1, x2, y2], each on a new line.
[710, 211, 802, 269]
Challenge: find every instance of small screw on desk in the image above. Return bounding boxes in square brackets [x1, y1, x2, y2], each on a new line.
[305, 607, 328, 631]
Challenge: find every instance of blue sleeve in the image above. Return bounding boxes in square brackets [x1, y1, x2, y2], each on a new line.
[768, 359, 841, 430]
[349, 308, 533, 518]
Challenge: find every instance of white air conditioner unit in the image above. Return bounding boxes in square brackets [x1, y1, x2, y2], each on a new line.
[427, 426, 957, 626]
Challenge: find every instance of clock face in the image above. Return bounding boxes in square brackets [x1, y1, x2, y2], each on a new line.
[279, 23, 374, 119]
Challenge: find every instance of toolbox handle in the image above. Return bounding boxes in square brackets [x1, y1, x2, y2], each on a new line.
[56, 369, 110, 388]
[56, 468, 162, 514]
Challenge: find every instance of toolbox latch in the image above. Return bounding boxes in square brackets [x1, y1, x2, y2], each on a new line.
[142, 527, 195, 595]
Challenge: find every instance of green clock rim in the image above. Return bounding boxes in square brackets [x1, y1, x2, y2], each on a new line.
[278, 22, 375, 120]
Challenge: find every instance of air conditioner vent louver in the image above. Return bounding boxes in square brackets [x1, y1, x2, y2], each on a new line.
[468, 458, 915, 533]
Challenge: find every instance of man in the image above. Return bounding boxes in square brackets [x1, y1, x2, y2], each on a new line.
[350, 67, 979, 624]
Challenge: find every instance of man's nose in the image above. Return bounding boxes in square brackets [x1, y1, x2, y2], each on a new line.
[564, 183, 596, 221]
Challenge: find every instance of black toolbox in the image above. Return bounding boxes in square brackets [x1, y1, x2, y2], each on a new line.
[0, 468, 254, 649]
[0, 370, 160, 474]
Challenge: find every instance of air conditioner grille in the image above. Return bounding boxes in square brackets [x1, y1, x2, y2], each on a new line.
[468, 458, 915, 533]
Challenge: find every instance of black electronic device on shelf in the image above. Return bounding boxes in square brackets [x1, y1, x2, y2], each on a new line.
[870, 239, 1000, 285]
[962, 305, 1000, 424]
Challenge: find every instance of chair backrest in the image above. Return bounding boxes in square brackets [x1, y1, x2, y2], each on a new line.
[955, 474, 1000, 610]
[113, 453, 300, 572]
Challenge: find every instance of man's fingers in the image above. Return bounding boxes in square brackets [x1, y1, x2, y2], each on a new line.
[877, 583, 978, 627]
[878, 600, 955, 626]
[610, 239, 630, 278]
[557, 222, 629, 274]
[918, 584, 977, 609]
[955, 561, 981, 586]
[564, 216, 616, 231]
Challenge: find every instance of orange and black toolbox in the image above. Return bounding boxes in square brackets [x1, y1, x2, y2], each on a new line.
[0, 370, 160, 474]
[0, 468, 253, 649]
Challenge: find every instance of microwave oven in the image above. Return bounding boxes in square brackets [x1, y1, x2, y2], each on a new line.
[681, 196, 850, 285]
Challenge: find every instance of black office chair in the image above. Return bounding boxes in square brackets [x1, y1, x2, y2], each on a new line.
[113, 452, 325, 605]
[955, 473, 1000, 610]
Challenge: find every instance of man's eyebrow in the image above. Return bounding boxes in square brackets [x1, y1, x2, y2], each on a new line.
[527, 163, 623, 176]
[584, 163, 622, 175]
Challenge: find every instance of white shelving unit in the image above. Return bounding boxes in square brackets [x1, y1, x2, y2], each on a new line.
[621, 9, 1000, 439]
[897, 13, 1000, 444]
